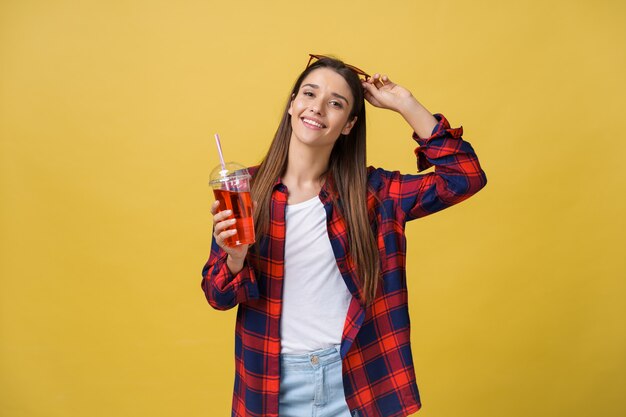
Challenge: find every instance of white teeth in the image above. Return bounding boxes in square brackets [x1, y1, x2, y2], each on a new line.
[303, 118, 324, 128]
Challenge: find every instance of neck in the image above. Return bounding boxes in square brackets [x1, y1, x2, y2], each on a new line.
[281, 134, 334, 205]
[283, 136, 333, 188]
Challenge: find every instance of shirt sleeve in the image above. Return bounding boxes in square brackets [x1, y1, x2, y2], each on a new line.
[200, 235, 259, 311]
[371, 113, 488, 222]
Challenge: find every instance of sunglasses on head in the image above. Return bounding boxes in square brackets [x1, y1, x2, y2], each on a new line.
[306, 54, 371, 81]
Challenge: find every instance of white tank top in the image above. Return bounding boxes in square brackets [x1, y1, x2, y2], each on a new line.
[280, 195, 352, 354]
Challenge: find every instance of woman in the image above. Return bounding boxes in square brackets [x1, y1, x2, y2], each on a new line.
[202, 55, 487, 417]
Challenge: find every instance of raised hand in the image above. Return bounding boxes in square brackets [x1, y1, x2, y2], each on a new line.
[361, 73, 414, 113]
[362, 73, 438, 138]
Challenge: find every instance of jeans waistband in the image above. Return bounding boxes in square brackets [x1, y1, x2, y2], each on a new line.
[280, 345, 341, 370]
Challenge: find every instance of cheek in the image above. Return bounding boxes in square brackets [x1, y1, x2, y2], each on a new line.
[290, 99, 305, 115]
[331, 114, 350, 131]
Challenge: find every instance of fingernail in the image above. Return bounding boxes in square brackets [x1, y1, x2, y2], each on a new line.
[224, 210, 232, 215]
[229, 219, 237, 224]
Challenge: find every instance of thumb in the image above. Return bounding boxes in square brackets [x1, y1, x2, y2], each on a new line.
[362, 80, 377, 95]
[362, 81, 381, 100]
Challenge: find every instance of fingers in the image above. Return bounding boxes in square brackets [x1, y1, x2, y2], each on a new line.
[213, 208, 235, 238]
[365, 73, 393, 89]
[213, 209, 233, 224]
[380, 74, 393, 85]
[211, 200, 236, 247]
[215, 228, 237, 247]
[366, 73, 383, 88]
[361, 81, 382, 107]
[212, 200, 256, 252]
[211, 199, 232, 223]
[214, 217, 237, 249]
[373, 74, 385, 88]
[361, 80, 375, 94]
[214, 217, 236, 235]
[362, 77, 381, 94]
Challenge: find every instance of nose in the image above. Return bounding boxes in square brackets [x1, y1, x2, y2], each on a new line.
[309, 98, 323, 115]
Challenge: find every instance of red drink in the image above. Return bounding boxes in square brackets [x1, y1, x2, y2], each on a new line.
[209, 162, 255, 246]
[213, 188, 255, 246]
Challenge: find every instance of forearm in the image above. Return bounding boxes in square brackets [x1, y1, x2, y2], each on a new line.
[396, 97, 438, 139]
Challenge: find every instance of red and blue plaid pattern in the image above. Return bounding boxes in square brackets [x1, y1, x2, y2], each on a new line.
[202, 114, 487, 417]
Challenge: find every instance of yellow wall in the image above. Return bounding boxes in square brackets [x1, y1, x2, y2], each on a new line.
[1, 0, 624, 416]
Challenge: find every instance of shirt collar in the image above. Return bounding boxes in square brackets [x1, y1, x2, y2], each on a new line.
[272, 170, 339, 202]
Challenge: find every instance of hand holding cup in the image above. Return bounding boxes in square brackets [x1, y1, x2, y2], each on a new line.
[211, 200, 256, 274]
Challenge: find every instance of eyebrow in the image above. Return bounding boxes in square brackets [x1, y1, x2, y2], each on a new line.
[301, 83, 350, 106]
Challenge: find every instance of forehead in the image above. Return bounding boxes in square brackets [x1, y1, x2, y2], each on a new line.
[300, 68, 353, 99]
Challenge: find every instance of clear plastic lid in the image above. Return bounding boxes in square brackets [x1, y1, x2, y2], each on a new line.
[209, 162, 251, 186]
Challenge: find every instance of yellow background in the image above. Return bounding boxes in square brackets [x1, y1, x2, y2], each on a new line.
[1, 0, 625, 416]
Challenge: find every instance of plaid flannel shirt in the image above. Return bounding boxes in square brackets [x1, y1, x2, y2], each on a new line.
[201, 113, 487, 417]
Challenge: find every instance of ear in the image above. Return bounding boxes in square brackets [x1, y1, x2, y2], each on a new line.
[287, 93, 295, 116]
[341, 116, 358, 135]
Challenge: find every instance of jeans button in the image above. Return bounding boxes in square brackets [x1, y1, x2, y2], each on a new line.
[311, 355, 319, 365]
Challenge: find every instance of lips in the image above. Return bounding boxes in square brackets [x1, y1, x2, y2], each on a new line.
[301, 117, 326, 129]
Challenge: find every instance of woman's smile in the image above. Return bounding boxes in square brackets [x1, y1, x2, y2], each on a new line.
[301, 117, 326, 129]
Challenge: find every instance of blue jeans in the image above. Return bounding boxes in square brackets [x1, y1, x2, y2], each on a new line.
[279, 345, 355, 417]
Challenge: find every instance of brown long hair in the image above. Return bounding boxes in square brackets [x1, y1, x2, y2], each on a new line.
[251, 57, 380, 304]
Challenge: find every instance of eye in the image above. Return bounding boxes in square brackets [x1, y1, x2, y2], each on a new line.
[330, 100, 344, 109]
[303, 91, 314, 97]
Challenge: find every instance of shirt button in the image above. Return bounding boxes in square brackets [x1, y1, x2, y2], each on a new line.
[311, 355, 319, 365]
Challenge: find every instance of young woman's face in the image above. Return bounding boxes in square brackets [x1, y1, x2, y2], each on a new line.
[288, 68, 357, 150]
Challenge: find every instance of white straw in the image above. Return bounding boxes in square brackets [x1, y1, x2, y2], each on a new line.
[214, 133, 226, 171]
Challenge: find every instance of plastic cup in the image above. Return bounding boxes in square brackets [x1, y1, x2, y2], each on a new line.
[209, 162, 255, 246]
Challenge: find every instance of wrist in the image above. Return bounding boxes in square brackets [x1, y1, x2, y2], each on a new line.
[395, 96, 420, 116]
[396, 97, 438, 138]
[226, 255, 245, 275]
